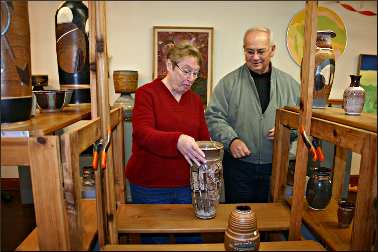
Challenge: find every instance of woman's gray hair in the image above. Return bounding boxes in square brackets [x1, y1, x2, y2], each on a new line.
[243, 26, 275, 47]
[166, 40, 203, 66]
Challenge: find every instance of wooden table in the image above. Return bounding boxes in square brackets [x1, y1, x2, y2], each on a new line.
[1, 105, 92, 250]
[102, 240, 325, 251]
[271, 106, 377, 250]
[116, 203, 290, 234]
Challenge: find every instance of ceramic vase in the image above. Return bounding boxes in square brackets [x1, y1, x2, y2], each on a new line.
[190, 141, 223, 219]
[306, 167, 332, 210]
[224, 205, 260, 251]
[312, 30, 336, 108]
[343, 75, 366, 115]
[55, 1, 90, 104]
[1, 1, 32, 123]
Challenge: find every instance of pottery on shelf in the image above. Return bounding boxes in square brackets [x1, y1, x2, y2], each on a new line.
[190, 141, 224, 219]
[113, 70, 138, 94]
[343, 74, 366, 115]
[306, 167, 332, 210]
[312, 30, 336, 108]
[224, 205, 260, 251]
[337, 200, 355, 228]
[1, 1, 32, 123]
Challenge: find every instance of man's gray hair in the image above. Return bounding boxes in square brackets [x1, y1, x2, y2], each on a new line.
[243, 26, 275, 47]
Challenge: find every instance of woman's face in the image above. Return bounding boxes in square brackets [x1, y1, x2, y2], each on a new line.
[167, 56, 200, 95]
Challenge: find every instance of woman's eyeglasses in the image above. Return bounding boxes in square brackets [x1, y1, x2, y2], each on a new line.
[174, 63, 200, 78]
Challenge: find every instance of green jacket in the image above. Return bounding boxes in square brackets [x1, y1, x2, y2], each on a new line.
[205, 64, 300, 164]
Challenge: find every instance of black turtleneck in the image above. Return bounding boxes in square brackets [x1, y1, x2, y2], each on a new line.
[249, 67, 271, 114]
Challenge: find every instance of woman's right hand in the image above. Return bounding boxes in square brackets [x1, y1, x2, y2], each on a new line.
[177, 134, 206, 166]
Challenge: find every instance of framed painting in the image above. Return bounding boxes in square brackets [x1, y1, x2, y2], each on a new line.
[358, 54, 377, 113]
[153, 26, 214, 106]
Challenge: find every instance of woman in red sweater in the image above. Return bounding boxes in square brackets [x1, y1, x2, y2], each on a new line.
[125, 41, 210, 243]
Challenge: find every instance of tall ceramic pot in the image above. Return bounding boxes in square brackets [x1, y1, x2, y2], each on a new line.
[55, 1, 90, 104]
[224, 205, 260, 251]
[343, 75, 366, 115]
[1, 1, 32, 123]
[190, 141, 223, 219]
[312, 30, 336, 108]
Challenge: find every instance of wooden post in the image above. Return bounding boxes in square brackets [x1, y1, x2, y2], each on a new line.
[288, 1, 317, 241]
[93, 1, 118, 246]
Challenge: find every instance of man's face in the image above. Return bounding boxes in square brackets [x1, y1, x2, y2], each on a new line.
[244, 31, 275, 74]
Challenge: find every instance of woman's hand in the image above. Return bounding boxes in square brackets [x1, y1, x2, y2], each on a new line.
[177, 134, 206, 166]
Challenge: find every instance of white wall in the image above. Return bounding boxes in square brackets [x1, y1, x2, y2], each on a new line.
[3, 1, 375, 178]
[28, 1, 377, 100]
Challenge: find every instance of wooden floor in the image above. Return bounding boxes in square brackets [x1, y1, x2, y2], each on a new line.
[1, 190, 36, 251]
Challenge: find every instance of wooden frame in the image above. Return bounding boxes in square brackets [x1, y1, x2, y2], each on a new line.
[152, 26, 214, 105]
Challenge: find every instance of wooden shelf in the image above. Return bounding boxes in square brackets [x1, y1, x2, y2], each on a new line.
[16, 199, 97, 251]
[116, 203, 290, 234]
[102, 240, 325, 251]
[272, 106, 377, 250]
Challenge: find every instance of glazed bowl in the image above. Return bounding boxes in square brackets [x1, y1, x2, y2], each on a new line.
[31, 75, 48, 87]
[63, 89, 74, 106]
[33, 90, 66, 112]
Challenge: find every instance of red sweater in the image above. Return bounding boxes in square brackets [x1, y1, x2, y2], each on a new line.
[125, 79, 210, 187]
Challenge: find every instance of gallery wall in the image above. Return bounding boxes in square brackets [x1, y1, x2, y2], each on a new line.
[1, 1, 376, 178]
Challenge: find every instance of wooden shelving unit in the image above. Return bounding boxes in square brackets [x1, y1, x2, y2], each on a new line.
[271, 106, 377, 250]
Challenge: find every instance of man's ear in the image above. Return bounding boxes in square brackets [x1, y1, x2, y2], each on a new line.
[270, 44, 276, 56]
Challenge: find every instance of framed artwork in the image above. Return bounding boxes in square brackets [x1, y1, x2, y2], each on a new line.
[286, 6, 347, 66]
[358, 54, 377, 113]
[153, 26, 214, 106]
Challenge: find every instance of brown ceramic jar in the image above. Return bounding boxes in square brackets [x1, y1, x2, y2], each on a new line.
[224, 205, 260, 251]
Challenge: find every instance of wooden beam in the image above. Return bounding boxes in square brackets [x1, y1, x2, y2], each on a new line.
[289, 1, 318, 241]
[1, 138, 29, 166]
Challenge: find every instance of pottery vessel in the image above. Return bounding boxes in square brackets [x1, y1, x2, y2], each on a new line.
[306, 167, 332, 210]
[190, 141, 223, 219]
[34, 90, 66, 112]
[312, 30, 336, 108]
[224, 205, 260, 251]
[113, 70, 138, 94]
[337, 200, 355, 228]
[55, 1, 90, 104]
[1, 1, 32, 123]
[343, 75, 365, 115]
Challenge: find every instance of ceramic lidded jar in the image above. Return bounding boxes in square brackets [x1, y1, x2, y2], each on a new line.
[190, 141, 223, 219]
[224, 205, 260, 251]
[312, 30, 336, 108]
[343, 75, 366, 115]
[306, 167, 332, 210]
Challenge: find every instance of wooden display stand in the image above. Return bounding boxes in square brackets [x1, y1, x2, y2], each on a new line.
[1, 105, 125, 250]
[271, 106, 377, 250]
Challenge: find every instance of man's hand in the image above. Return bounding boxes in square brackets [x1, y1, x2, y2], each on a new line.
[266, 128, 275, 140]
[177, 134, 206, 166]
[230, 139, 251, 159]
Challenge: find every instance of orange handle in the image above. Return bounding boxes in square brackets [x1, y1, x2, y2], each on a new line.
[317, 146, 325, 161]
[92, 151, 98, 170]
[101, 151, 107, 169]
[310, 147, 318, 161]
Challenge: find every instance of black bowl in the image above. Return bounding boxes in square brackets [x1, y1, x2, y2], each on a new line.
[33, 90, 66, 112]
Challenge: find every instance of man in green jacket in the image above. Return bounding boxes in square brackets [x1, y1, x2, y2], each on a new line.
[205, 26, 300, 203]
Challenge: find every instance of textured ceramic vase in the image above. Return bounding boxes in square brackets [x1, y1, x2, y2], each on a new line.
[343, 75, 366, 115]
[306, 167, 332, 210]
[1, 1, 32, 123]
[113, 70, 138, 94]
[312, 30, 336, 108]
[55, 1, 90, 104]
[224, 205, 260, 251]
[337, 200, 355, 228]
[190, 141, 223, 219]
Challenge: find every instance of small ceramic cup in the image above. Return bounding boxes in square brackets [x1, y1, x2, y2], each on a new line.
[337, 200, 355, 228]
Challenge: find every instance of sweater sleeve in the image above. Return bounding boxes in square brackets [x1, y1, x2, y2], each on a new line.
[132, 87, 182, 157]
[205, 78, 238, 151]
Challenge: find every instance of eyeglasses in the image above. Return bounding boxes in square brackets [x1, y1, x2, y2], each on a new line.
[174, 63, 200, 79]
[244, 47, 270, 56]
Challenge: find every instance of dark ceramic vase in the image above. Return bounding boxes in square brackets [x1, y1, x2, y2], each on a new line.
[343, 75, 366, 115]
[224, 205, 260, 251]
[190, 141, 224, 219]
[337, 200, 355, 228]
[306, 167, 332, 210]
[312, 30, 336, 108]
[55, 1, 90, 104]
[1, 1, 32, 123]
